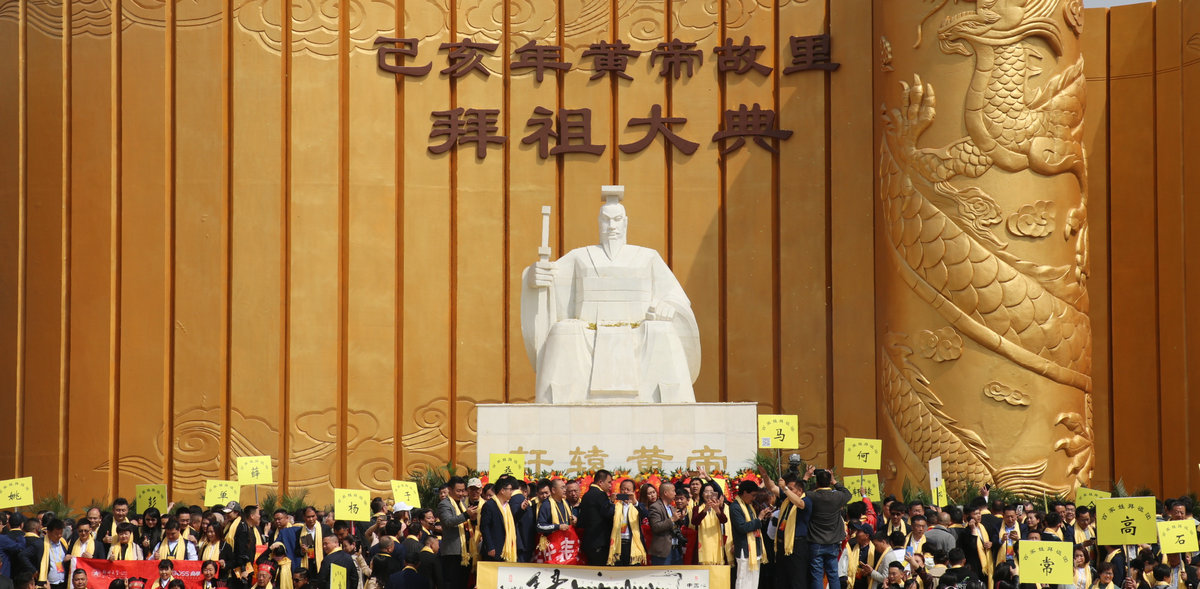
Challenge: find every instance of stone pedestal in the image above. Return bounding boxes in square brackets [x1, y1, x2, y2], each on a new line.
[475, 403, 759, 473]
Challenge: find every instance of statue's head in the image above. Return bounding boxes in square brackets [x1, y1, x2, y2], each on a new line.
[598, 185, 628, 248]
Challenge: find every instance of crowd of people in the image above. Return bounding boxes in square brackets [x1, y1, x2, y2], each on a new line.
[1, 468, 1199, 589]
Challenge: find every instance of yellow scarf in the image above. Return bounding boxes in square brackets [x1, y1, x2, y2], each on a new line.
[779, 496, 803, 556]
[301, 524, 324, 571]
[696, 504, 731, 565]
[71, 535, 96, 558]
[888, 520, 909, 536]
[39, 537, 68, 582]
[275, 558, 294, 589]
[906, 533, 926, 556]
[225, 517, 242, 545]
[1075, 566, 1092, 589]
[847, 541, 877, 580]
[449, 499, 471, 567]
[200, 540, 222, 562]
[969, 525, 994, 583]
[107, 521, 121, 545]
[495, 497, 518, 562]
[1090, 583, 1116, 589]
[469, 499, 483, 568]
[158, 537, 187, 560]
[734, 498, 766, 570]
[537, 499, 567, 555]
[607, 501, 647, 565]
[1105, 549, 1120, 563]
[114, 542, 138, 560]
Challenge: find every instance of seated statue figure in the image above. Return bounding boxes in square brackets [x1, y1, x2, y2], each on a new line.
[520, 185, 701, 403]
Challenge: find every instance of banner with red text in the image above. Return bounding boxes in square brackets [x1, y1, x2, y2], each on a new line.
[74, 558, 209, 589]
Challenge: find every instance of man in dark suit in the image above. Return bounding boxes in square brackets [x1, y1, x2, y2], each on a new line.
[416, 536, 442, 589]
[386, 551, 430, 589]
[647, 483, 684, 566]
[577, 470, 615, 566]
[479, 478, 517, 562]
[316, 535, 358, 589]
[986, 504, 1028, 569]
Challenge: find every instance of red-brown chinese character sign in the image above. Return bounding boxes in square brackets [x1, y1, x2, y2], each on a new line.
[711, 103, 793, 155]
[650, 39, 703, 79]
[511, 41, 571, 82]
[620, 104, 698, 155]
[713, 36, 771, 75]
[582, 41, 641, 81]
[440, 38, 499, 78]
[374, 37, 432, 77]
[783, 34, 839, 73]
[522, 107, 605, 159]
[429, 108, 506, 159]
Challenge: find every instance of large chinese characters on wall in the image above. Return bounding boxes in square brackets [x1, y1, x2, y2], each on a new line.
[875, 0, 1093, 495]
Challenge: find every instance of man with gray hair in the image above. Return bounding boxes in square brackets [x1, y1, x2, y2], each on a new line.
[647, 483, 685, 565]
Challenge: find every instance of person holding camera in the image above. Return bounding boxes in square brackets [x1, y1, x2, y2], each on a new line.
[647, 483, 686, 566]
[808, 469, 852, 589]
[763, 466, 814, 589]
[730, 481, 774, 589]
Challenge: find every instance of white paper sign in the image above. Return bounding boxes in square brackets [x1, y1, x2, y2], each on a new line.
[928, 456, 943, 489]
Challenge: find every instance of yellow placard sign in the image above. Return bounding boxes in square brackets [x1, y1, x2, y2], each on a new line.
[135, 484, 167, 513]
[0, 477, 34, 509]
[1095, 497, 1159, 545]
[237, 456, 273, 485]
[932, 482, 950, 507]
[1157, 520, 1199, 554]
[391, 480, 421, 508]
[489, 453, 525, 478]
[204, 480, 241, 508]
[842, 438, 882, 470]
[843, 474, 881, 502]
[335, 489, 371, 519]
[1075, 487, 1111, 509]
[757, 415, 799, 449]
[1019, 540, 1074, 585]
[330, 564, 346, 589]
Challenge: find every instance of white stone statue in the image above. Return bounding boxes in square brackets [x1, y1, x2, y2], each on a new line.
[521, 186, 701, 403]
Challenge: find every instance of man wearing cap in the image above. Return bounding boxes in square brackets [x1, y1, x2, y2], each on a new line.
[317, 535, 357, 589]
[846, 523, 877, 589]
[436, 476, 476, 589]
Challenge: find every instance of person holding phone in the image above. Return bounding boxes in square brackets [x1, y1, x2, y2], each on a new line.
[607, 479, 647, 566]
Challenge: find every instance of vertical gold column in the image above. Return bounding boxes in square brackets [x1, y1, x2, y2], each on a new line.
[875, 0, 1092, 494]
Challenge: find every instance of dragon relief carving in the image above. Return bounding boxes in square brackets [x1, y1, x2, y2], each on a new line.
[881, 333, 1070, 497]
[880, 0, 1093, 489]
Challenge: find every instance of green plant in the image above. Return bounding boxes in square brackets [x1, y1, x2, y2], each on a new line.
[33, 494, 75, 520]
[749, 451, 784, 480]
[901, 477, 932, 506]
[1111, 479, 1128, 498]
[409, 463, 455, 510]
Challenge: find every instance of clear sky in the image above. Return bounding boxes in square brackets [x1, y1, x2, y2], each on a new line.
[1083, 0, 1148, 6]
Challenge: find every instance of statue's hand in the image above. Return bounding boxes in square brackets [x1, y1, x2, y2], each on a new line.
[533, 260, 556, 288]
[649, 302, 676, 321]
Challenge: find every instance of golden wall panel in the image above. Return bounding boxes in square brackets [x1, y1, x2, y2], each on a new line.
[778, 0, 829, 464]
[346, 4, 397, 493]
[228, 0, 285, 497]
[173, 11, 228, 494]
[559, 2, 612, 253]
[1080, 7, 1111, 491]
[0, 13, 19, 481]
[667, 0, 721, 403]
[503, 0, 559, 405]
[1183, 0, 1200, 494]
[288, 24, 342, 502]
[452, 0, 507, 470]
[1154, 0, 1187, 495]
[399, 0, 453, 477]
[830, 0, 876, 467]
[723, 0, 776, 407]
[613, 2, 667, 262]
[117, 15, 170, 493]
[9, 0, 1200, 500]
[23, 10, 66, 498]
[1109, 3, 1159, 491]
[67, 15, 117, 504]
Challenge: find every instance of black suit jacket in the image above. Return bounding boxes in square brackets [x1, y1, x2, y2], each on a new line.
[386, 568, 430, 589]
[577, 487, 615, 556]
[479, 499, 508, 560]
[317, 549, 359, 589]
[416, 549, 443, 589]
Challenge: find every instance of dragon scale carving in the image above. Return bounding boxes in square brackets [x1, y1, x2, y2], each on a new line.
[878, 0, 1093, 491]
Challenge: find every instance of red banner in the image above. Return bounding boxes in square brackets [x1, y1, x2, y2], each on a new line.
[533, 528, 581, 565]
[74, 558, 209, 589]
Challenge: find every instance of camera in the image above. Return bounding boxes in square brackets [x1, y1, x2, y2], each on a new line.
[787, 454, 802, 475]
